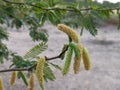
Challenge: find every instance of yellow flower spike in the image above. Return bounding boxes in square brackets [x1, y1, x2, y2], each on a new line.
[77, 43, 83, 57]
[82, 47, 91, 70]
[73, 57, 81, 74]
[0, 76, 4, 90]
[73, 43, 83, 74]
[10, 71, 17, 86]
[28, 73, 34, 90]
[36, 56, 45, 90]
[57, 24, 80, 43]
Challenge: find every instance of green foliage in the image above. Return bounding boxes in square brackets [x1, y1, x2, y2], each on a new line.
[44, 63, 56, 81]
[48, 62, 62, 70]
[118, 13, 120, 29]
[0, 27, 8, 40]
[24, 42, 48, 59]
[62, 46, 73, 75]
[18, 71, 28, 86]
[60, 44, 68, 60]
[69, 43, 80, 58]
[11, 54, 35, 68]
[29, 29, 48, 41]
[0, 42, 9, 63]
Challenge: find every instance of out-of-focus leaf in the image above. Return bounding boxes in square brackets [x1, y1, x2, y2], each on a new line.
[18, 71, 28, 86]
[29, 29, 48, 41]
[40, 13, 47, 26]
[48, 62, 62, 70]
[0, 27, 8, 40]
[83, 15, 97, 36]
[48, 11, 61, 25]
[0, 43, 9, 63]
[48, 11, 55, 24]
[11, 19, 23, 29]
[60, 44, 68, 60]
[117, 13, 120, 30]
[44, 63, 56, 81]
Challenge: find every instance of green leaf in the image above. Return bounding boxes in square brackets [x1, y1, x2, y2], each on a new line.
[48, 62, 62, 70]
[48, 11, 55, 24]
[118, 13, 120, 30]
[24, 42, 48, 59]
[44, 63, 56, 81]
[69, 43, 80, 59]
[0, 43, 9, 63]
[11, 18, 23, 29]
[83, 15, 97, 36]
[47, 11, 61, 25]
[0, 27, 8, 40]
[60, 44, 68, 60]
[35, 1, 49, 8]
[40, 13, 47, 26]
[18, 71, 28, 86]
[49, 0, 54, 6]
[62, 47, 73, 76]
[29, 29, 48, 41]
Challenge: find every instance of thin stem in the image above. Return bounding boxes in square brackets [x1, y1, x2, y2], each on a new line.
[46, 45, 68, 60]
[0, 68, 28, 73]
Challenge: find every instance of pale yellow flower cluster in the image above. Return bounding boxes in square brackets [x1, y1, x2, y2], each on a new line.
[57, 24, 80, 43]
[10, 71, 17, 86]
[36, 56, 45, 90]
[0, 76, 4, 90]
[57, 24, 91, 74]
[28, 73, 34, 90]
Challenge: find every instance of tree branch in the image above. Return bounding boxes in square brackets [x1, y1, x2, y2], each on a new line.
[0, 46, 68, 73]
[2, 0, 120, 12]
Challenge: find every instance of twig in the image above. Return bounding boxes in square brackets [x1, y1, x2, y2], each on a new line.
[0, 46, 68, 73]
[0, 68, 28, 73]
[2, 0, 120, 12]
[46, 45, 68, 60]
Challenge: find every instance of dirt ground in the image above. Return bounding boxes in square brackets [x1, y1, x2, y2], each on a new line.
[1, 23, 120, 90]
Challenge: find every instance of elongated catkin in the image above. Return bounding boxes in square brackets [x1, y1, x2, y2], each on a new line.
[82, 47, 91, 70]
[36, 56, 45, 90]
[62, 47, 73, 75]
[73, 57, 80, 74]
[73, 43, 83, 74]
[69, 43, 80, 59]
[0, 76, 4, 90]
[28, 73, 34, 90]
[57, 24, 80, 43]
[77, 43, 83, 57]
[10, 71, 17, 86]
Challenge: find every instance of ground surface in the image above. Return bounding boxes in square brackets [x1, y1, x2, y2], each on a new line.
[1, 23, 120, 90]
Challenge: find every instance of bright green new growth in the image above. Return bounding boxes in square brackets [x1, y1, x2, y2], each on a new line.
[69, 43, 80, 59]
[62, 47, 73, 75]
[24, 42, 48, 59]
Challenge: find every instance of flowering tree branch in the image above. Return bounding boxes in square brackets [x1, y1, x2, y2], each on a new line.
[2, 0, 120, 12]
[0, 46, 68, 73]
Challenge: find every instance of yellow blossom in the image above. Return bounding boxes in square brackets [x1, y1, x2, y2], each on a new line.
[57, 24, 80, 43]
[36, 56, 45, 90]
[10, 71, 17, 86]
